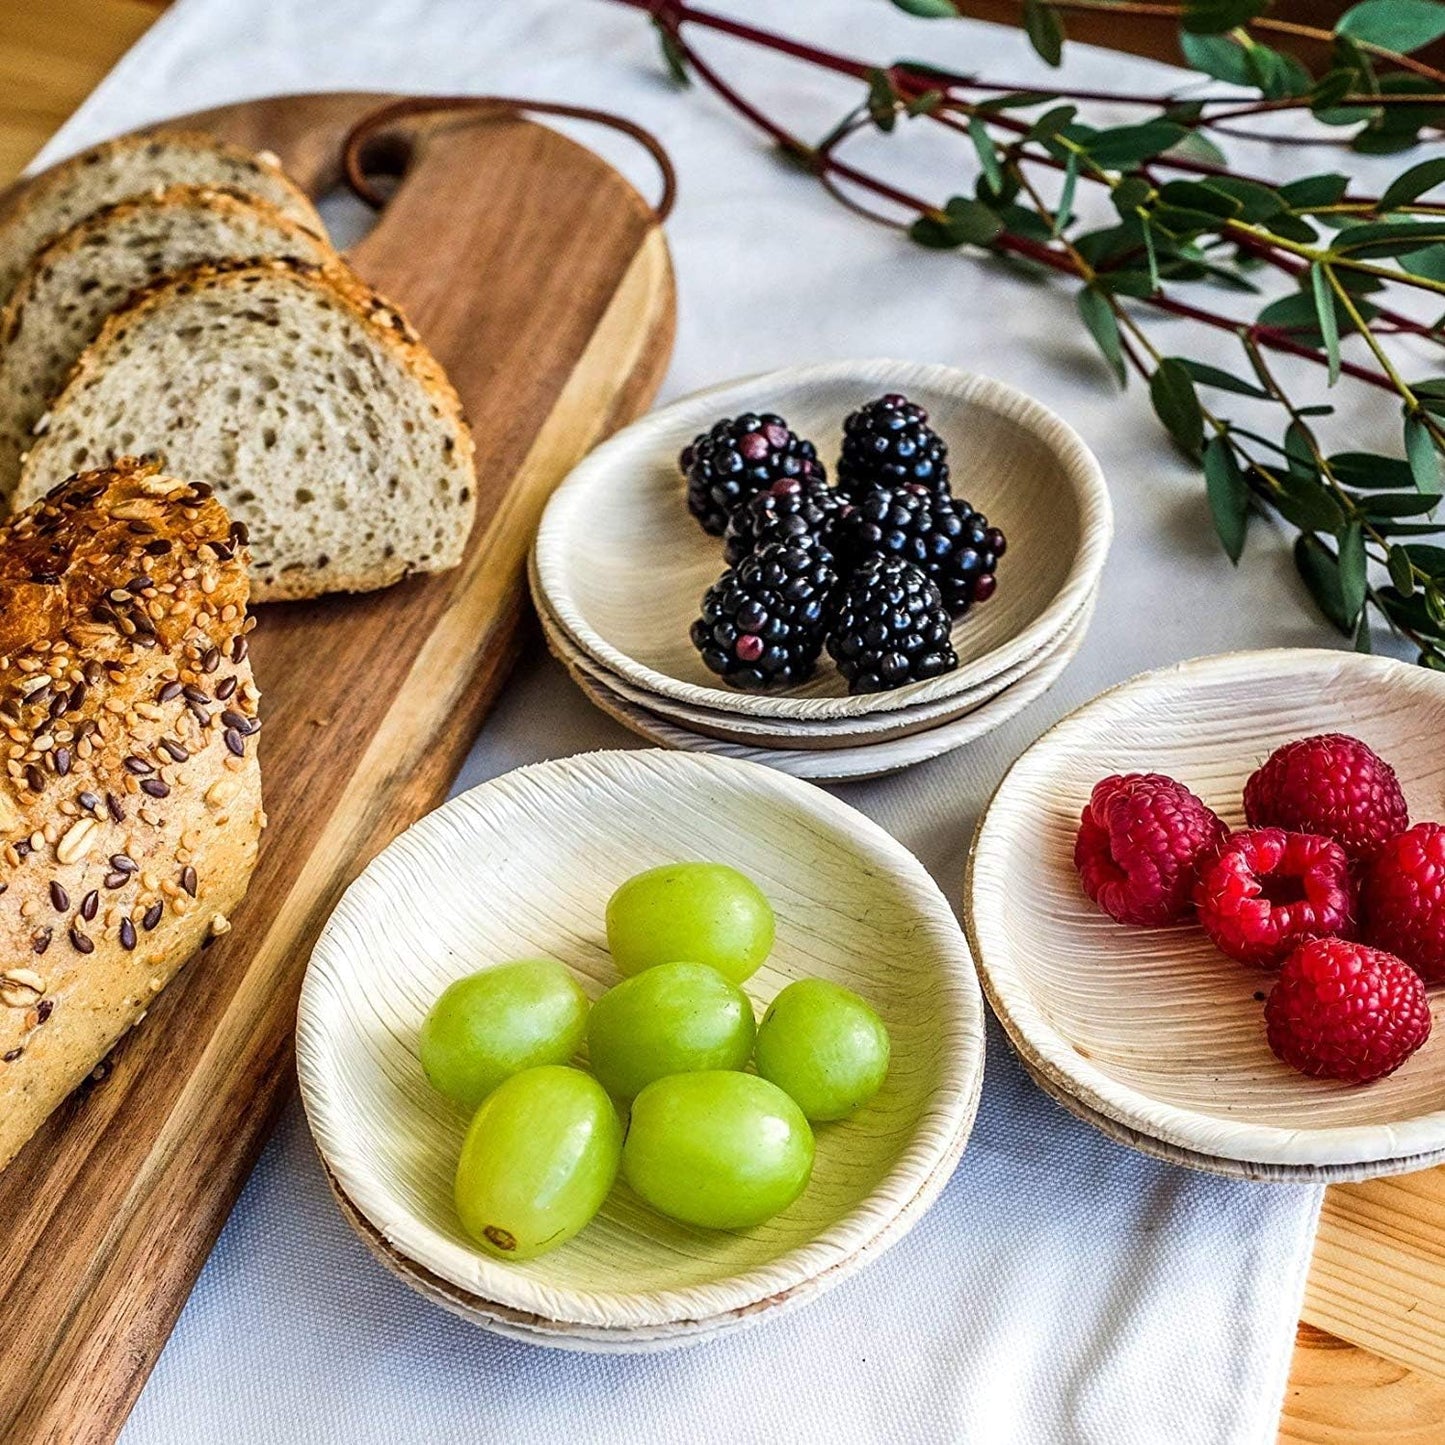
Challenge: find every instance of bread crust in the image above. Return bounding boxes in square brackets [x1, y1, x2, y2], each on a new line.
[0, 131, 325, 302]
[0, 458, 264, 1171]
[16, 258, 478, 602]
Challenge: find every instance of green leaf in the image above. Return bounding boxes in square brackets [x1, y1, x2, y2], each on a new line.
[1150, 357, 1204, 457]
[1337, 0, 1445, 53]
[1414, 378, 1445, 414]
[1294, 535, 1354, 634]
[1180, 31, 1252, 84]
[1329, 451, 1418, 489]
[1083, 122, 1187, 169]
[1389, 545, 1418, 593]
[1358, 491, 1441, 517]
[1242, 41, 1315, 99]
[1054, 150, 1079, 236]
[1157, 179, 1243, 220]
[1276, 473, 1346, 533]
[968, 117, 1004, 195]
[1258, 288, 1377, 343]
[1023, 0, 1065, 65]
[1406, 414, 1444, 494]
[1338, 521, 1369, 624]
[890, 0, 960, 15]
[1380, 155, 1445, 210]
[1076, 287, 1127, 386]
[1355, 612, 1374, 652]
[1179, 360, 1270, 398]
[654, 21, 690, 86]
[1028, 104, 1077, 143]
[1399, 243, 1445, 282]
[1331, 219, 1445, 255]
[1203, 435, 1250, 562]
[1278, 174, 1351, 208]
[867, 69, 899, 131]
[1207, 176, 1286, 221]
[909, 196, 1004, 249]
[1430, 587, 1445, 626]
[1164, 130, 1229, 167]
[1141, 218, 1161, 294]
[1379, 582, 1445, 636]
[1404, 542, 1445, 577]
[1183, 0, 1268, 34]
[1309, 69, 1359, 112]
[1311, 263, 1342, 385]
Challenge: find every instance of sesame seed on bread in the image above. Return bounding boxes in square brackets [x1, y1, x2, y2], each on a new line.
[0, 458, 263, 1172]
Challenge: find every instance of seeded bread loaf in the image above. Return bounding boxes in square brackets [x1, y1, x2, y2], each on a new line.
[0, 185, 335, 505]
[15, 259, 478, 602]
[0, 458, 263, 1173]
[0, 131, 324, 309]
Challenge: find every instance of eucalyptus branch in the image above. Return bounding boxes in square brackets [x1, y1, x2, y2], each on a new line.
[628, 0, 1445, 659]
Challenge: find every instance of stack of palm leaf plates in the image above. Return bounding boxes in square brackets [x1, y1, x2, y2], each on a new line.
[531, 361, 1112, 781]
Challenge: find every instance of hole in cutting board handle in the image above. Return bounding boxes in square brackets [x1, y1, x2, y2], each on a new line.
[340, 95, 676, 223]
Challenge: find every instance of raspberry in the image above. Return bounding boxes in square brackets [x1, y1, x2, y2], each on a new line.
[1264, 937, 1430, 1084]
[1243, 733, 1408, 861]
[1362, 821, 1445, 983]
[1194, 828, 1356, 967]
[1073, 774, 1226, 927]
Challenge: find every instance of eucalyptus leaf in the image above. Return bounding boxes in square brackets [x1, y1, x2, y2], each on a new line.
[1399, 244, 1445, 282]
[1358, 491, 1441, 517]
[654, 22, 690, 86]
[1278, 174, 1351, 209]
[1403, 542, 1445, 577]
[1328, 451, 1418, 489]
[1294, 535, 1354, 635]
[1054, 150, 1078, 236]
[1380, 155, 1445, 210]
[1331, 220, 1445, 256]
[1389, 545, 1418, 593]
[1084, 122, 1187, 169]
[867, 69, 899, 131]
[1150, 358, 1204, 457]
[1179, 32, 1251, 85]
[1337, 0, 1445, 54]
[1406, 414, 1444, 494]
[1076, 287, 1126, 386]
[1179, 361, 1270, 398]
[890, 0, 960, 16]
[1311, 263, 1342, 385]
[1337, 521, 1369, 625]
[1023, 0, 1064, 65]
[1182, 0, 1268, 35]
[1203, 435, 1249, 562]
[968, 116, 1004, 194]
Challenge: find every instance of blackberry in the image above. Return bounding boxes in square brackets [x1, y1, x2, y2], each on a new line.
[836, 393, 949, 499]
[691, 539, 839, 689]
[837, 484, 1005, 617]
[827, 558, 957, 694]
[681, 413, 825, 535]
[722, 475, 851, 566]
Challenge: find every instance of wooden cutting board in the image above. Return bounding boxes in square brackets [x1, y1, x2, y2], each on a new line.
[0, 91, 675, 1443]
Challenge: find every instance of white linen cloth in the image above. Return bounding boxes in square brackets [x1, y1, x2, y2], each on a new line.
[28, 0, 1371, 1438]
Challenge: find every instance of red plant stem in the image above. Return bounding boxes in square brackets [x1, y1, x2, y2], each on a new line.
[639, 0, 1401, 392]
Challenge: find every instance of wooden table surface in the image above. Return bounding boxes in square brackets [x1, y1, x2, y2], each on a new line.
[4, 2, 1444, 1440]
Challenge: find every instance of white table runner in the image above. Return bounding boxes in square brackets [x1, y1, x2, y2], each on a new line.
[32, 0, 1347, 1439]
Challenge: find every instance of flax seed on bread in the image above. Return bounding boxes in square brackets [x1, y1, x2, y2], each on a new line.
[0, 458, 263, 1172]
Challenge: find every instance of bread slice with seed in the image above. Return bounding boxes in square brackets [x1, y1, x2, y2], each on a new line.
[0, 458, 263, 1173]
[15, 259, 477, 602]
[0, 130, 324, 310]
[0, 185, 335, 507]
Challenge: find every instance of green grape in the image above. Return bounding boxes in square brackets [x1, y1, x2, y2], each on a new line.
[587, 961, 755, 1100]
[419, 958, 587, 1110]
[754, 978, 890, 1122]
[454, 1065, 621, 1260]
[622, 1071, 813, 1230]
[605, 862, 775, 984]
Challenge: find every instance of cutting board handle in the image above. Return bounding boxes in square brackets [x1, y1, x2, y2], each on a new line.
[340, 95, 677, 222]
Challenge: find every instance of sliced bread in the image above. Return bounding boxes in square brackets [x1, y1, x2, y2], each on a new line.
[15, 260, 477, 602]
[0, 130, 324, 308]
[0, 185, 334, 506]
